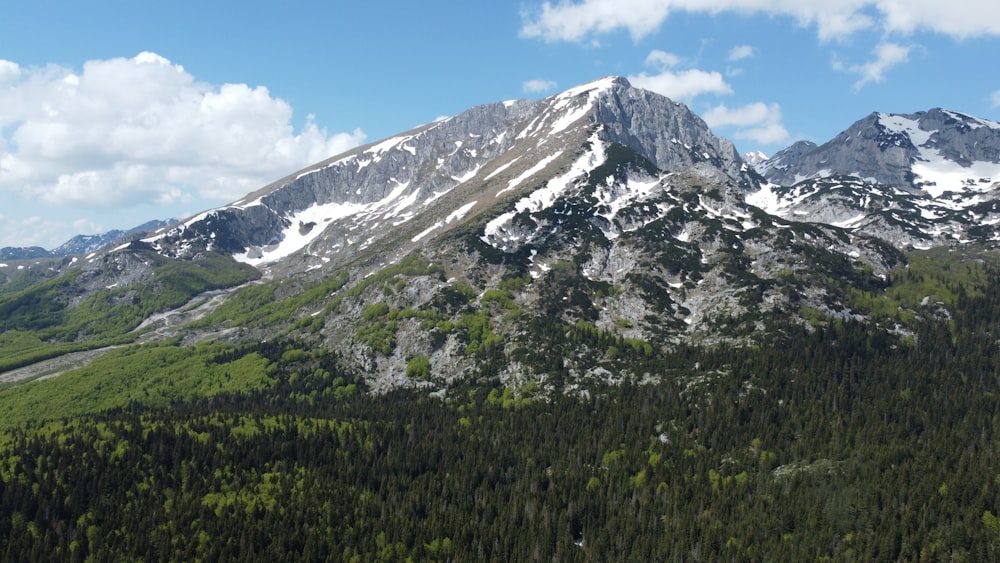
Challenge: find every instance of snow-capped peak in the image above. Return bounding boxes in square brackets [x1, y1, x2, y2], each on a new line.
[742, 151, 769, 168]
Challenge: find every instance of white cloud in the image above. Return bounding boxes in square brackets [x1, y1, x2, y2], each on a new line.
[990, 90, 1000, 109]
[848, 41, 911, 89]
[628, 48, 731, 102]
[521, 1, 1000, 43]
[628, 69, 732, 101]
[0, 60, 20, 84]
[645, 49, 681, 69]
[521, 0, 672, 42]
[702, 102, 789, 145]
[0, 52, 366, 209]
[523, 79, 558, 93]
[727, 45, 755, 62]
[0, 214, 61, 249]
[878, 0, 1000, 38]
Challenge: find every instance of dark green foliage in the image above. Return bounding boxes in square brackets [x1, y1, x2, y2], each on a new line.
[587, 143, 660, 184]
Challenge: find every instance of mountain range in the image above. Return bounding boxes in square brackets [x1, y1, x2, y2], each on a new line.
[0, 219, 175, 260]
[3, 76, 1000, 390]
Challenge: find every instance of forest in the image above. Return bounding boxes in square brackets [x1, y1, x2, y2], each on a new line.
[2, 250, 1000, 561]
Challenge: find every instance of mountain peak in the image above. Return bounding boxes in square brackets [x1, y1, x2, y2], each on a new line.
[143, 76, 749, 268]
[552, 76, 630, 99]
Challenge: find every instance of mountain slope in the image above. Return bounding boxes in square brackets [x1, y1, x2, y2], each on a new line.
[143, 77, 749, 274]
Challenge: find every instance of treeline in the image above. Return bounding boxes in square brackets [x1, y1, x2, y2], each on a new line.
[2, 261, 1000, 560]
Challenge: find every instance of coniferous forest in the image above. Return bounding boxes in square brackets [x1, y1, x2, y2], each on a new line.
[3, 255, 1000, 561]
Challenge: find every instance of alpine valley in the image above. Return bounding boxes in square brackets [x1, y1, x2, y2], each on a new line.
[4, 77, 1000, 561]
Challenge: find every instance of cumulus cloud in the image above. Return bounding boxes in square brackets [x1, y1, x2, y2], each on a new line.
[847, 41, 911, 89]
[877, 0, 1000, 38]
[521, 1, 1000, 43]
[523, 79, 558, 93]
[0, 52, 366, 209]
[521, 0, 672, 42]
[627, 50, 731, 101]
[628, 69, 732, 101]
[727, 45, 755, 62]
[702, 102, 790, 145]
[0, 59, 20, 83]
[645, 49, 681, 68]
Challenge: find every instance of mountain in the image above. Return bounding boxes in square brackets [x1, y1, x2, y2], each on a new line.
[759, 109, 1000, 190]
[13, 78, 1000, 390]
[115, 76, 910, 390]
[742, 150, 768, 168]
[753, 109, 1000, 247]
[0, 246, 52, 261]
[0, 219, 176, 261]
[51, 219, 176, 256]
[144, 77, 749, 270]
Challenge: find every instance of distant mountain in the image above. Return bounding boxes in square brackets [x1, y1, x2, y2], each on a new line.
[0, 246, 52, 261]
[0, 219, 176, 261]
[758, 109, 1000, 191]
[52, 219, 176, 256]
[751, 109, 1000, 247]
[742, 150, 768, 168]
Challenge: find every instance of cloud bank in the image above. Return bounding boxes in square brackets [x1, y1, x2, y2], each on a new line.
[0, 52, 366, 210]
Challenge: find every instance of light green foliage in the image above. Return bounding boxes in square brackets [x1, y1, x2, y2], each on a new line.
[848, 246, 993, 325]
[406, 356, 431, 380]
[0, 342, 273, 428]
[197, 269, 349, 330]
[363, 302, 390, 320]
[0, 252, 259, 371]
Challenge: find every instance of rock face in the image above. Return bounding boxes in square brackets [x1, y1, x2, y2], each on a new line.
[592, 79, 746, 180]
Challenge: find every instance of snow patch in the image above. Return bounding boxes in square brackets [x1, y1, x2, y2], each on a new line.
[411, 201, 478, 243]
[234, 200, 365, 266]
[485, 157, 519, 181]
[496, 151, 564, 198]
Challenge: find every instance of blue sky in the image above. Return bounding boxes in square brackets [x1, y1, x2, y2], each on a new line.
[2, 0, 1000, 249]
